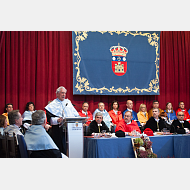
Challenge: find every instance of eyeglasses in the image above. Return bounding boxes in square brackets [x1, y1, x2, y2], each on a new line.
[178, 115, 184, 116]
[96, 116, 103, 119]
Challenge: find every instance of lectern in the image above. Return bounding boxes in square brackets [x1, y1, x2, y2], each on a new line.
[64, 117, 87, 158]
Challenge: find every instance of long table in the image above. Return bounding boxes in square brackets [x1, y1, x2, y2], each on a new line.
[84, 134, 190, 158]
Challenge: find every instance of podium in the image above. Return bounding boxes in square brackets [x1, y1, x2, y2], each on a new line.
[64, 117, 87, 158]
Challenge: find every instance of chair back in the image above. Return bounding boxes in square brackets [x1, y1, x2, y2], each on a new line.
[0, 133, 7, 158]
[5, 132, 20, 158]
[17, 134, 29, 158]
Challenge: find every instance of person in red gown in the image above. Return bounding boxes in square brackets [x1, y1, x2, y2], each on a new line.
[115, 111, 141, 137]
[176, 101, 190, 123]
[78, 102, 93, 126]
[108, 100, 122, 126]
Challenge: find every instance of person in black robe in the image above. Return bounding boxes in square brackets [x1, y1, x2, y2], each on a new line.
[44, 86, 79, 155]
[171, 111, 190, 134]
[144, 108, 167, 132]
[45, 110, 65, 154]
[87, 112, 109, 136]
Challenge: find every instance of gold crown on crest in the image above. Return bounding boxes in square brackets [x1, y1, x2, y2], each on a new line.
[110, 43, 128, 56]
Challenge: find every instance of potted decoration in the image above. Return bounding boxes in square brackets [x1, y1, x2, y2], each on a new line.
[132, 136, 157, 158]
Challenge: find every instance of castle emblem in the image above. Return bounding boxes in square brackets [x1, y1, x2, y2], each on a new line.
[110, 43, 128, 76]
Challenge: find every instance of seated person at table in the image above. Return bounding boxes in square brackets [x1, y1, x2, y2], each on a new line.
[171, 111, 190, 134]
[87, 112, 109, 136]
[137, 104, 148, 126]
[78, 102, 93, 126]
[4, 110, 24, 137]
[24, 110, 67, 158]
[122, 100, 140, 126]
[164, 102, 177, 125]
[108, 100, 122, 128]
[144, 108, 167, 132]
[2, 103, 13, 126]
[115, 111, 141, 137]
[176, 101, 190, 123]
[93, 102, 112, 130]
[148, 100, 165, 119]
[0, 115, 8, 135]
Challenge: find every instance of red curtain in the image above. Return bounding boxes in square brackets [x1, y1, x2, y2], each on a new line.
[0, 31, 190, 115]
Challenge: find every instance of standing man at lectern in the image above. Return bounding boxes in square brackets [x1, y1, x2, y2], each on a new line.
[45, 86, 79, 154]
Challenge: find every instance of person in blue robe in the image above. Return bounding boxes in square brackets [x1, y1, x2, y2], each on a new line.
[24, 110, 67, 158]
[122, 100, 140, 126]
[164, 102, 177, 125]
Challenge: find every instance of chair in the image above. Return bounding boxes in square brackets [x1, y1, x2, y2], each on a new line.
[0, 133, 7, 158]
[5, 132, 20, 158]
[17, 134, 29, 158]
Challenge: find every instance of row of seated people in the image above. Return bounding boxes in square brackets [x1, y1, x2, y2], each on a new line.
[2, 100, 190, 129]
[87, 108, 190, 137]
[1, 100, 190, 135]
[78, 100, 190, 132]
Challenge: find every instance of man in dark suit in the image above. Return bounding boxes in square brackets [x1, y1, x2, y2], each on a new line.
[87, 112, 109, 136]
[171, 111, 190, 134]
[144, 108, 167, 132]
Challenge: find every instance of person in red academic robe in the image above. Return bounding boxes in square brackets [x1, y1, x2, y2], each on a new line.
[115, 111, 141, 137]
[108, 100, 123, 125]
[176, 102, 190, 123]
[78, 102, 93, 129]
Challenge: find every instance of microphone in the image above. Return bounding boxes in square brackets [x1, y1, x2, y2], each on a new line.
[59, 103, 68, 127]
[62, 103, 68, 117]
[72, 103, 81, 110]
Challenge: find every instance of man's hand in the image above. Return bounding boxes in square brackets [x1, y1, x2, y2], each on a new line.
[57, 117, 63, 123]
[44, 124, 50, 131]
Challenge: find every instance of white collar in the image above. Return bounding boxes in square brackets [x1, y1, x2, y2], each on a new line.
[113, 110, 118, 114]
[168, 110, 171, 113]
[126, 121, 131, 125]
[127, 109, 133, 112]
[13, 124, 20, 129]
[154, 118, 160, 122]
[82, 110, 87, 115]
[179, 120, 184, 123]
[98, 109, 105, 113]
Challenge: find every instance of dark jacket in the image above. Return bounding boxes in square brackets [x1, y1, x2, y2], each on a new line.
[87, 120, 109, 136]
[171, 119, 190, 134]
[144, 117, 167, 132]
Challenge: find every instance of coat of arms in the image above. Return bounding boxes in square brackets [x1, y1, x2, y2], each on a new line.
[110, 43, 128, 76]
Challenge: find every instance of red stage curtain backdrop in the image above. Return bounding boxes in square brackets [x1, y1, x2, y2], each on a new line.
[0, 31, 190, 115]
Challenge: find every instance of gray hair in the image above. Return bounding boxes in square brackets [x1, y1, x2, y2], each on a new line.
[95, 112, 103, 118]
[56, 86, 67, 94]
[153, 108, 159, 113]
[98, 102, 104, 107]
[32, 110, 46, 125]
[8, 110, 20, 125]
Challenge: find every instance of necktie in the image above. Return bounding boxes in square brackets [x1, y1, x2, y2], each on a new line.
[97, 124, 102, 133]
[182, 123, 184, 128]
[157, 121, 159, 131]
